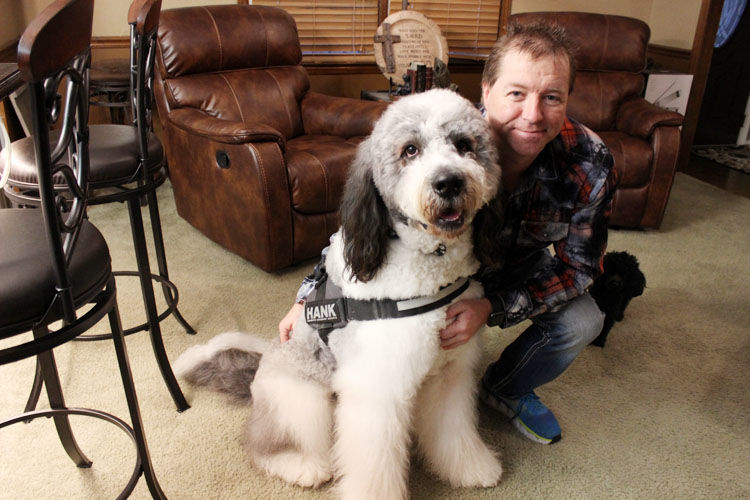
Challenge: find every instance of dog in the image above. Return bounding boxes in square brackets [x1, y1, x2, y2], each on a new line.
[174, 89, 505, 500]
[589, 251, 646, 347]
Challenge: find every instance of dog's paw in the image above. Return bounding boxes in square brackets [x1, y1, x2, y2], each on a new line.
[470, 450, 503, 487]
[257, 451, 333, 488]
[444, 444, 503, 488]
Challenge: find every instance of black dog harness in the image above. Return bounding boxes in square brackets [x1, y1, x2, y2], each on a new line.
[304, 274, 470, 344]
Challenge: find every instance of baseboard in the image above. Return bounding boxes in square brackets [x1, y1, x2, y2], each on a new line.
[647, 43, 692, 73]
[92, 36, 129, 49]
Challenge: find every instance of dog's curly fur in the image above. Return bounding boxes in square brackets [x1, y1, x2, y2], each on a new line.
[589, 251, 646, 347]
[174, 89, 504, 499]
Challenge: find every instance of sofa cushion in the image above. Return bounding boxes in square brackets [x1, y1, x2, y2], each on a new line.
[286, 134, 365, 214]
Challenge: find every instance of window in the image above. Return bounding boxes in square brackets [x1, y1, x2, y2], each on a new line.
[249, 0, 504, 61]
[252, 1, 380, 57]
[389, 1, 502, 58]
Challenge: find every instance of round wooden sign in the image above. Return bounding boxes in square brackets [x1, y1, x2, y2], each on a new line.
[373, 10, 449, 85]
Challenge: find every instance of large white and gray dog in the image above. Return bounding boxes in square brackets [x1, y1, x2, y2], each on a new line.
[174, 89, 505, 499]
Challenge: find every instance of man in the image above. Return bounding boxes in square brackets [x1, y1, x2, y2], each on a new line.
[279, 21, 617, 446]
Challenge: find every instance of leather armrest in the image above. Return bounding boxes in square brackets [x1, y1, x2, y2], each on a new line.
[301, 91, 388, 138]
[616, 96, 684, 139]
[167, 108, 286, 149]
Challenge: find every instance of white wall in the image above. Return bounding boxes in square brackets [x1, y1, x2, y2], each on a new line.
[0, 0, 236, 44]
[93, 0, 233, 37]
[0, 0, 57, 48]
[648, 0, 702, 49]
[2, 0, 703, 51]
[0, 0, 26, 48]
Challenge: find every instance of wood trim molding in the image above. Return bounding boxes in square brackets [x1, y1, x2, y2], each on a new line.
[498, 0, 512, 37]
[306, 63, 381, 76]
[647, 43, 692, 73]
[677, 0, 724, 172]
[648, 44, 691, 60]
[377, 1, 389, 24]
[305, 59, 482, 75]
[91, 36, 129, 49]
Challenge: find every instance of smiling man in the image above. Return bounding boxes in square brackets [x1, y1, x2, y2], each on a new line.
[279, 21, 617, 446]
[439, 22, 618, 445]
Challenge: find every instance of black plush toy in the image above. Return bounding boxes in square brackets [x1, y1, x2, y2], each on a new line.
[589, 251, 646, 347]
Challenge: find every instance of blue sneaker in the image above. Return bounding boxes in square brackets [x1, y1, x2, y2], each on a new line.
[479, 385, 562, 445]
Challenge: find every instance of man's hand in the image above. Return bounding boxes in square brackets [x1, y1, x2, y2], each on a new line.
[440, 298, 493, 349]
[279, 302, 304, 342]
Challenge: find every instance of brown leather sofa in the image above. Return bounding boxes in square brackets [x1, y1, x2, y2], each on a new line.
[511, 12, 684, 229]
[153, 5, 387, 271]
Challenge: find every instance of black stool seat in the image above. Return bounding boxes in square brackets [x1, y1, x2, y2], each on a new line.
[2, 125, 163, 189]
[0, 209, 111, 337]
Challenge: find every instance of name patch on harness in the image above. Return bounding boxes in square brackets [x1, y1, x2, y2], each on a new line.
[305, 298, 345, 325]
[303, 275, 470, 345]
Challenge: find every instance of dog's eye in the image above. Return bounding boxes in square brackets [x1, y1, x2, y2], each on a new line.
[454, 138, 474, 155]
[401, 144, 419, 159]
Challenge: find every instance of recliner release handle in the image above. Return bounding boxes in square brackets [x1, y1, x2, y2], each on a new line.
[216, 151, 230, 169]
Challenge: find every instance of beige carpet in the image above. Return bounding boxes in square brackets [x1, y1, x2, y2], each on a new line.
[1, 172, 748, 499]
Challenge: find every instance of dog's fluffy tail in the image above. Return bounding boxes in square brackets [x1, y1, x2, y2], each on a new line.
[173, 331, 271, 403]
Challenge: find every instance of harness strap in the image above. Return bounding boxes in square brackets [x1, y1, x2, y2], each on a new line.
[305, 276, 470, 344]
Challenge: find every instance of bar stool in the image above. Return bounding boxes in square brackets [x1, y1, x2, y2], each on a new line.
[89, 57, 130, 124]
[0, 1, 166, 497]
[2, 0, 194, 413]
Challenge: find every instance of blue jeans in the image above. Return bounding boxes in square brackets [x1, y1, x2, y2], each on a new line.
[482, 252, 605, 398]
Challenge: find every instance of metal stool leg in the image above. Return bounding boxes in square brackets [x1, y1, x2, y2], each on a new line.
[127, 197, 190, 412]
[32, 327, 92, 468]
[23, 358, 43, 414]
[146, 189, 196, 335]
[108, 298, 167, 500]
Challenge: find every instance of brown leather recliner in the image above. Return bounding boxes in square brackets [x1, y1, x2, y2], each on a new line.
[511, 12, 684, 229]
[153, 5, 387, 271]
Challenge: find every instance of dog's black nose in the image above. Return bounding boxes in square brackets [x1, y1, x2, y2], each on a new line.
[433, 174, 465, 199]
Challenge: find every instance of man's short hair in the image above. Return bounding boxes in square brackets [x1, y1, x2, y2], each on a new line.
[482, 21, 577, 93]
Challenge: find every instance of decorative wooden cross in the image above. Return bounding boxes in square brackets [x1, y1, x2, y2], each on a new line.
[374, 23, 401, 74]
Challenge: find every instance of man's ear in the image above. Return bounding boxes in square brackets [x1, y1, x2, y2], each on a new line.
[481, 82, 491, 104]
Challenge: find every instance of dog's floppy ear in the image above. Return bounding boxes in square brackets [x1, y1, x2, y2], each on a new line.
[339, 146, 391, 282]
[630, 270, 646, 297]
[472, 195, 505, 267]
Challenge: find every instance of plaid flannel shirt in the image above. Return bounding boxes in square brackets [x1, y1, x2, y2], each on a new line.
[297, 117, 617, 329]
[482, 117, 617, 327]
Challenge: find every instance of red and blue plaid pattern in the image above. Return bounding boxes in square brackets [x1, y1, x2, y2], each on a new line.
[482, 118, 617, 327]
